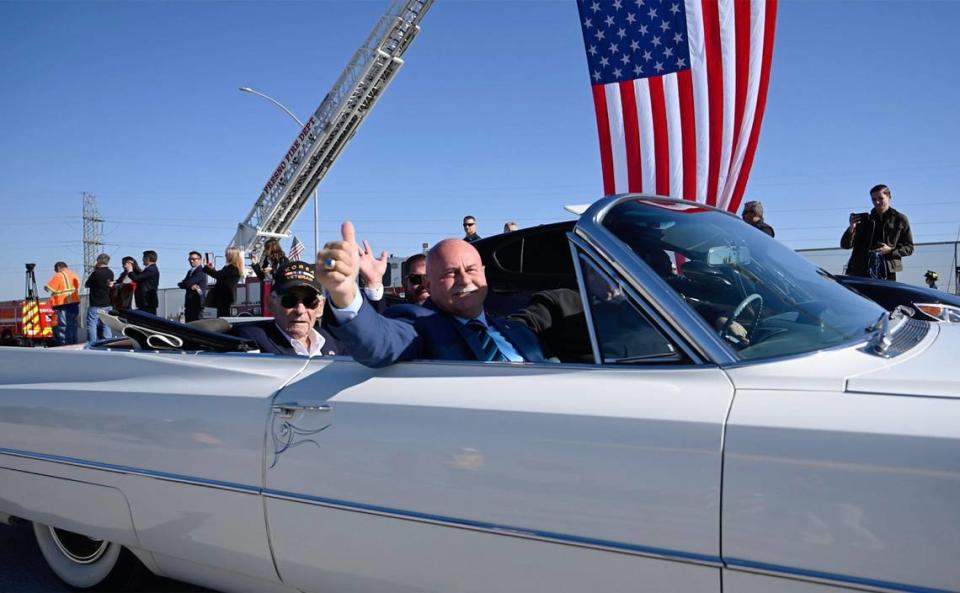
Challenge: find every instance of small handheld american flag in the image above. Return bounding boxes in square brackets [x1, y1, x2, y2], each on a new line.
[577, 0, 777, 214]
[288, 236, 305, 262]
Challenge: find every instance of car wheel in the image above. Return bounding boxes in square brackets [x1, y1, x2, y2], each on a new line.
[32, 522, 143, 590]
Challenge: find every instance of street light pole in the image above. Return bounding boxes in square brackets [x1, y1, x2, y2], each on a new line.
[239, 86, 319, 261]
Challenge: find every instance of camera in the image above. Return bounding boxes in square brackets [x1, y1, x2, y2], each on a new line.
[25, 263, 36, 272]
[850, 212, 869, 224]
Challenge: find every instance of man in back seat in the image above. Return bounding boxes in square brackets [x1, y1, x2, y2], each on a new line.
[232, 262, 345, 357]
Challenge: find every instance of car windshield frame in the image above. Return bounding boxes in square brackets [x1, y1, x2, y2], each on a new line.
[576, 195, 887, 363]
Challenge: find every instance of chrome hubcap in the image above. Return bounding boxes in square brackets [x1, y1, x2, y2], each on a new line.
[48, 526, 109, 564]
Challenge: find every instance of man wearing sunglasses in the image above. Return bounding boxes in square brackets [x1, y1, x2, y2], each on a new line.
[462, 215, 482, 244]
[178, 251, 208, 322]
[402, 253, 430, 305]
[232, 262, 343, 356]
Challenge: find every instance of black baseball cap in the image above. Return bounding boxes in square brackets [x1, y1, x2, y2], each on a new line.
[273, 262, 322, 296]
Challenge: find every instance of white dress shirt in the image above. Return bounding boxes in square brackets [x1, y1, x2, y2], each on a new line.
[274, 323, 326, 357]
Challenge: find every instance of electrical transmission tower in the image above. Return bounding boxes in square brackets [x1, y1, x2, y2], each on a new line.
[82, 192, 104, 279]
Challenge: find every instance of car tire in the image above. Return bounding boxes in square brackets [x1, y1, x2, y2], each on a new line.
[32, 522, 143, 590]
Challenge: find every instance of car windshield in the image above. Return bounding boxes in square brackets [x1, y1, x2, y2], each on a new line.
[601, 198, 886, 360]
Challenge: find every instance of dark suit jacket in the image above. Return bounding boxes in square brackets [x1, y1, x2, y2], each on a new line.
[177, 266, 208, 312]
[329, 299, 544, 368]
[203, 264, 240, 312]
[128, 264, 159, 311]
[232, 320, 345, 356]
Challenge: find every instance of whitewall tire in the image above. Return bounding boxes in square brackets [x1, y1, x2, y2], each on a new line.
[32, 522, 142, 590]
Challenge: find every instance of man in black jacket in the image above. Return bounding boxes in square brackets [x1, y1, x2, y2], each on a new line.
[128, 250, 160, 314]
[462, 215, 482, 243]
[741, 200, 775, 237]
[841, 184, 914, 281]
[232, 262, 343, 356]
[178, 251, 208, 322]
[84, 253, 115, 344]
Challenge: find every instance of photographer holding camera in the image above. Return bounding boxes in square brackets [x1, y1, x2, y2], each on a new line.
[841, 184, 913, 281]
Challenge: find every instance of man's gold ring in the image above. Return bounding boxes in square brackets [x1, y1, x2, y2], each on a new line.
[323, 258, 337, 271]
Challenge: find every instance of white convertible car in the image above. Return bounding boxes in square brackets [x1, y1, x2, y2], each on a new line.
[1, 195, 958, 593]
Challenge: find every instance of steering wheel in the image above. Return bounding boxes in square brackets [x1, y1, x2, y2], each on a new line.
[720, 293, 763, 346]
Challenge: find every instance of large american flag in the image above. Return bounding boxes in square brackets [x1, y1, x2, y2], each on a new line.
[577, 0, 777, 213]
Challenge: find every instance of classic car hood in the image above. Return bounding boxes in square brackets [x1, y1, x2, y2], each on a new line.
[846, 322, 960, 399]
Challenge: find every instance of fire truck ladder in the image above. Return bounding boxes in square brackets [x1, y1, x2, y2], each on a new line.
[229, 0, 433, 259]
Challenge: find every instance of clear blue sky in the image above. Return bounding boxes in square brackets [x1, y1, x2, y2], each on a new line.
[1, 0, 958, 300]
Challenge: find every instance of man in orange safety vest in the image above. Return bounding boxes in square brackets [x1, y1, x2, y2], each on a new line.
[44, 261, 81, 345]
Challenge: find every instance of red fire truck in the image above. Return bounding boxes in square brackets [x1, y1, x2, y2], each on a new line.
[0, 298, 56, 347]
[1, 264, 58, 347]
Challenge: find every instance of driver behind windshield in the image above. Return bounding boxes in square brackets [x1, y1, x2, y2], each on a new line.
[232, 262, 345, 357]
[603, 199, 886, 360]
[612, 231, 752, 344]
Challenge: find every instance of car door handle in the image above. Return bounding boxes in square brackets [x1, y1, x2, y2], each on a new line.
[272, 403, 332, 420]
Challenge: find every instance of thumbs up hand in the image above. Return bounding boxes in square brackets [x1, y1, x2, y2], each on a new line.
[317, 221, 361, 308]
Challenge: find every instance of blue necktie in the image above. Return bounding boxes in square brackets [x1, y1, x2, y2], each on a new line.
[466, 319, 506, 362]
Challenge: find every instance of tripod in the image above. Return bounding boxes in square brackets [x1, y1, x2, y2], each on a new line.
[25, 263, 40, 301]
[23, 263, 47, 348]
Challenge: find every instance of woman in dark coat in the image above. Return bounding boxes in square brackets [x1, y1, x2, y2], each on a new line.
[251, 238, 289, 317]
[204, 247, 244, 318]
[251, 238, 289, 282]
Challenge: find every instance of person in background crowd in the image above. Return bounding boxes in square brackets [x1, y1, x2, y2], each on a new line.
[503, 221, 518, 233]
[128, 250, 160, 315]
[402, 253, 430, 305]
[841, 184, 914, 281]
[252, 239, 290, 317]
[178, 251, 208, 322]
[741, 200, 775, 237]
[924, 270, 939, 290]
[232, 261, 343, 356]
[84, 253, 115, 344]
[319, 222, 544, 367]
[44, 261, 81, 345]
[112, 256, 139, 311]
[462, 215, 481, 243]
[252, 238, 289, 282]
[204, 247, 244, 318]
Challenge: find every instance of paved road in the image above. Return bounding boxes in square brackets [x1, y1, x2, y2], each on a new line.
[0, 522, 212, 592]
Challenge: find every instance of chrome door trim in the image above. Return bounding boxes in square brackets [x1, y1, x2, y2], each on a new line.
[0, 447, 260, 495]
[725, 559, 955, 593]
[261, 488, 722, 567]
[4, 447, 942, 592]
[0, 448, 721, 568]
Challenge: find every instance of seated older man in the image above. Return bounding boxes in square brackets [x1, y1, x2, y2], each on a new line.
[233, 261, 344, 356]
